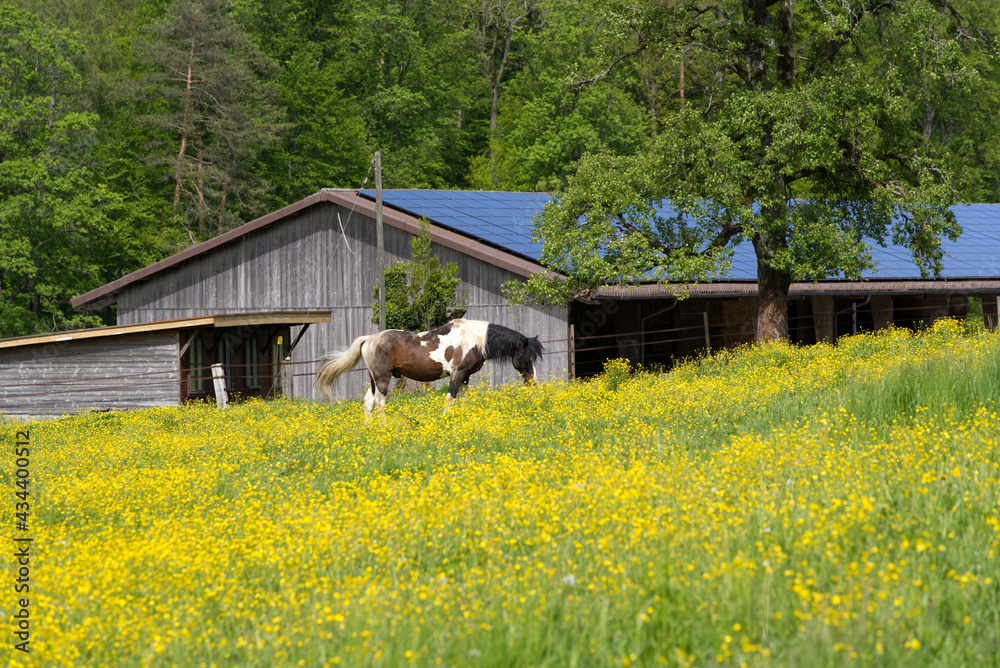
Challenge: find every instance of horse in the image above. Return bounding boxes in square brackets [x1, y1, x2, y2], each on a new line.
[316, 319, 544, 419]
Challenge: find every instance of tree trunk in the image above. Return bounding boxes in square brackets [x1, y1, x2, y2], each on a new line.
[756, 263, 791, 342]
[173, 34, 197, 215]
[678, 56, 684, 110]
[476, 3, 527, 132]
[489, 19, 515, 131]
[490, 78, 500, 131]
[777, 0, 794, 88]
[753, 231, 791, 342]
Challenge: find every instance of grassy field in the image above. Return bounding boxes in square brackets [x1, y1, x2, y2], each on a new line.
[4, 319, 1000, 667]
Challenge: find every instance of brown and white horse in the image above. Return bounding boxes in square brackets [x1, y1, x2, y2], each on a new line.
[316, 319, 544, 419]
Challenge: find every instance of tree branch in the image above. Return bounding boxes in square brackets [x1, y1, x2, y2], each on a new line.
[574, 5, 725, 89]
[615, 214, 743, 257]
[574, 39, 648, 88]
[801, 1, 895, 77]
[704, 222, 744, 252]
[615, 213, 670, 252]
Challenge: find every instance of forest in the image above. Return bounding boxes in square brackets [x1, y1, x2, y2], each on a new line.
[1, 0, 997, 338]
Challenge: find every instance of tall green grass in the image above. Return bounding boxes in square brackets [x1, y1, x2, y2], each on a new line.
[662, 321, 1000, 441]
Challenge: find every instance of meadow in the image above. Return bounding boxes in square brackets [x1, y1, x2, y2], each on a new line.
[4, 319, 1000, 667]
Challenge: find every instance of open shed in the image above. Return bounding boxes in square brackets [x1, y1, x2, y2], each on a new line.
[0, 311, 330, 421]
[349, 193, 1000, 376]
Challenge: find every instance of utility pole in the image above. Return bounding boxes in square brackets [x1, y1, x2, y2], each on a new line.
[375, 152, 386, 331]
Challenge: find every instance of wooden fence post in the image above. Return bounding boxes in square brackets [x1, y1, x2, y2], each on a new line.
[211, 363, 228, 409]
[281, 356, 294, 400]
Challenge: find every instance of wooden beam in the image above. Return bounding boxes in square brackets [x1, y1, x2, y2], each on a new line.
[0, 317, 215, 349]
[213, 312, 331, 328]
[178, 329, 203, 360]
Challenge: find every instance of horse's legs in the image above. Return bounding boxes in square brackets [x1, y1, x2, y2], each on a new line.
[444, 374, 465, 412]
[363, 381, 377, 423]
[444, 361, 483, 413]
[376, 388, 388, 421]
[369, 374, 390, 422]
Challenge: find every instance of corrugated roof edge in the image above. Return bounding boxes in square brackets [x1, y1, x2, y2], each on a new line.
[597, 278, 1000, 299]
[71, 190, 546, 310]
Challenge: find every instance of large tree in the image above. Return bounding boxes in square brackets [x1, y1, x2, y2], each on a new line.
[465, 0, 534, 132]
[345, 0, 484, 188]
[507, 0, 983, 341]
[229, 0, 371, 204]
[135, 0, 282, 241]
[892, 0, 1000, 202]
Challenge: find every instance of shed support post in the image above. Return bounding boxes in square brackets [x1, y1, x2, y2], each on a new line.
[281, 356, 294, 400]
[178, 329, 203, 360]
[286, 323, 311, 358]
[375, 151, 386, 331]
[211, 363, 228, 409]
[569, 324, 575, 380]
[746, 297, 759, 340]
[922, 294, 950, 326]
[983, 295, 998, 330]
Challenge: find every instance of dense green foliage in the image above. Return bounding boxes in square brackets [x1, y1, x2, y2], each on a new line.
[2, 0, 998, 338]
[508, 0, 997, 342]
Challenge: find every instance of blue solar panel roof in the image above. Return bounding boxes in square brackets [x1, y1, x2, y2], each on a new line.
[362, 190, 1000, 280]
[360, 190, 551, 262]
[726, 203, 1000, 279]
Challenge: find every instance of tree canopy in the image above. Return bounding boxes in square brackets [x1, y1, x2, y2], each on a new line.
[2, 0, 998, 338]
[507, 0, 992, 340]
[0, 5, 157, 334]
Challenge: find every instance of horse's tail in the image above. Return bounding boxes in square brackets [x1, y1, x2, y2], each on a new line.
[316, 334, 369, 400]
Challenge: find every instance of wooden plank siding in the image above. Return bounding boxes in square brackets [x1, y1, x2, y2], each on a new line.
[0, 333, 180, 420]
[115, 201, 568, 402]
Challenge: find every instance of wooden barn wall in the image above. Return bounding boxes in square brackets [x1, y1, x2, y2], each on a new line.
[116, 203, 568, 402]
[0, 333, 180, 420]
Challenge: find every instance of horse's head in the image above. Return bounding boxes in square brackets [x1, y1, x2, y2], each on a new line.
[512, 336, 544, 385]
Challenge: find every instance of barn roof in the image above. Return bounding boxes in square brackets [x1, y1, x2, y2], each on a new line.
[360, 191, 1000, 281]
[358, 189, 552, 260]
[72, 189, 1000, 310]
[0, 311, 331, 351]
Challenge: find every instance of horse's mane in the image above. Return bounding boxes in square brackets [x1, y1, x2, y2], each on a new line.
[520, 335, 545, 361]
[484, 323, 543, 362]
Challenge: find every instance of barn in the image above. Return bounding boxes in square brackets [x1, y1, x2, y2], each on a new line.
[69, 189, 569, 405]
[4, 188, 998, 419]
